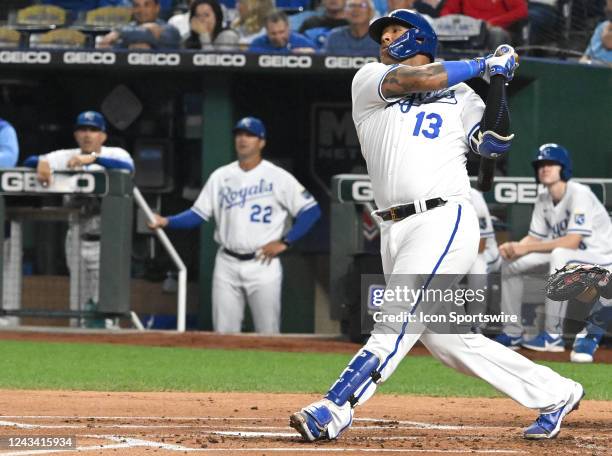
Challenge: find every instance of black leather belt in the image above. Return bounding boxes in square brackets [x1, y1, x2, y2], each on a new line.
[81, 234, 101, 241]
[376, 197, 447, 222]
[223, 248, 256, 261]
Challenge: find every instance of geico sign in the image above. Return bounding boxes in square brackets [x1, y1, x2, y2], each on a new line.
[0, 172, 95, 193]
[0, 51, 51, 64]
[64, 51, 116, 64]
[128, 53, 180, 66]
[352, 181, 374, 202]
[258, 55, 311, 68]
[193, 53, 246, 67]
[494, 182, 543, 204]
[325, 56, 377, 69]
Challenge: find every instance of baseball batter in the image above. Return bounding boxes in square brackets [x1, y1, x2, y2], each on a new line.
[149, 117, 320, 334]
[466, 187, 500, 326]
[290, 10, 583, 442]
[497, 144, 612, 352]
[26, 111, 134, 318]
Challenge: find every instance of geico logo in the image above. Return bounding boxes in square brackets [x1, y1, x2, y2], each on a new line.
[352, 181, 374, 202]
[1, 172, 42, 192]
[64, 52, 116, 64]
[0, 51, 51, 64]
[325, 56, 377, 69]
[72, 174, 96, 193]
[128, 53, 180, 65]
[0, 172, 96, 193]
[193, 53, 246, 67]
[494, 182, 541, 204]
[258, 55, 311, 68]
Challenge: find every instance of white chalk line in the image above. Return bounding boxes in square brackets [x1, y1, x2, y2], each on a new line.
[0, 416, 500, 431]
[0, 416, 500, 429]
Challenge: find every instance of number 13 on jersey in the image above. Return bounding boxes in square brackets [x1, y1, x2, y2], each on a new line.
[413, 112, 443, 139]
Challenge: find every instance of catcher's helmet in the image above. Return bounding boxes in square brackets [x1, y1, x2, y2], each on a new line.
[532, 143, 573, 182]
[368, 9, 437, 62]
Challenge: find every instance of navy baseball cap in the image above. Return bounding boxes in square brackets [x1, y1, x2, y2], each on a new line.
[75, 111, 106, 132]
[233, 117, 266, 139]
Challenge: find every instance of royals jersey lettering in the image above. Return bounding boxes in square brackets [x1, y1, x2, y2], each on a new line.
[192, 160, 317, 253]
[528, 181, 612, 256]
[352, 62, 485, 210]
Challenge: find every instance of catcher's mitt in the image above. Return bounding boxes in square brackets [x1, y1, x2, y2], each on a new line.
[545, 264, 610, 303]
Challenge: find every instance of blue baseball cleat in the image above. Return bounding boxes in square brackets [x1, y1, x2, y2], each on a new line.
[570, 332, 602, 363]
[289, 403, 333, 441]
[521, 331, 565, 352]
[524, 382, 584, 439]
[494, 333, 523, 350]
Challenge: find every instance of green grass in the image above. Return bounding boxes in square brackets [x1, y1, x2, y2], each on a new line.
[0, 340, 610, 400]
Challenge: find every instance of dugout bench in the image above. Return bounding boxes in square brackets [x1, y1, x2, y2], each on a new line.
[330, 174, 612, 340]
[0, 168, 133, 325]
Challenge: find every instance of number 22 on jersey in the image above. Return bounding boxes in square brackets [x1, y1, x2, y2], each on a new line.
[250, 204, 272, 223]
[413, 112, 443, 139]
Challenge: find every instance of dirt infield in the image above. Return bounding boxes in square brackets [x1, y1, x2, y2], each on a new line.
[0, 390, 610, 455]
[0, 330, 610, 454]
[0, 330, 610, 363]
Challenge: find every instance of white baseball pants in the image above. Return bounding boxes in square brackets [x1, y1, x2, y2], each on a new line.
[346, 201, 575, 415]
[212, 248, 282, 334]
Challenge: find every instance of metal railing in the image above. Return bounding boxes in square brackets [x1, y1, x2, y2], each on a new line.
[132, 187, 187, 332]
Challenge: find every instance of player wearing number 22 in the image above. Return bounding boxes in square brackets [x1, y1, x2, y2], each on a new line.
[149, 117, 320, 334]
[290, 9, 583, 442]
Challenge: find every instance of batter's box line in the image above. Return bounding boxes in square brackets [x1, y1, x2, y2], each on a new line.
[0, 416, 503, 430]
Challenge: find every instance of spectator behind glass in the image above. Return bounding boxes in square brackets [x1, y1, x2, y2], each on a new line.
[169, 0, 195, 40]
[324, 0, 378, 55]
[99, 0, 180, 49]
[231, 0, 275, 46]
[528, 0, 559, 45]
[440, 0, 528, 48]
[249, 10, 315, 54]
[581, 0, 612, 65]
[378, 0, 442, 17]
[299, 0, 349, 49]
[184, 0, 239, 50]
[0, 118, 18, 168]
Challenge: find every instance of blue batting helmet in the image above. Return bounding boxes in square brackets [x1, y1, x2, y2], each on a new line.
[532, 143, 573, 182]
[368, 9, 437, 62]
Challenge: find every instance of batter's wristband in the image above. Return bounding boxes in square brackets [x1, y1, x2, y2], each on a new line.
[442, 59, 485, 87]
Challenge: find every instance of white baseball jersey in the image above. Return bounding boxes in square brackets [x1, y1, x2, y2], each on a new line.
[529, 181, 612, 256]
[192, 159, 317, 253]
[352, 62, 485, 209]
[470, 187, 499, 262]
[42, 146, 133, 171]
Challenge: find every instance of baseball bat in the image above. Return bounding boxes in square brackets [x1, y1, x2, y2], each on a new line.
[477, 156, 496, 192]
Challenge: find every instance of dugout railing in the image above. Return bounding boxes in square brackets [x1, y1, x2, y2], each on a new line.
[0, 168, 188, 332]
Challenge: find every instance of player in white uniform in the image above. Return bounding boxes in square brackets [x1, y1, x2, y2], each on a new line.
[290, 10, 583, 442]
[466, 187, 500, 328]
[27, 111, 134, 317]
[497, 143, 612, 353]
[149, 117, 320, 334]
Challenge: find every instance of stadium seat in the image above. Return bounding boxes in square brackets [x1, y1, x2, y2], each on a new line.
[85, 6, 132, 28]
[0, 27, 21, 48]
[31, 28, 87, 48]
[16, 5, 67, 28]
